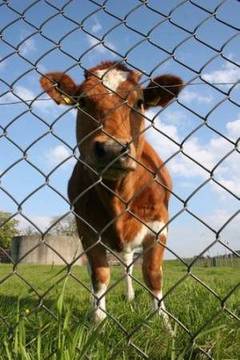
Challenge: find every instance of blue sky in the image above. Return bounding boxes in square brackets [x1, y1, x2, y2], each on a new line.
[0, 0, 240, 259]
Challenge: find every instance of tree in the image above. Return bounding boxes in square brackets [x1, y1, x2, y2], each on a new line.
[0, 212, 19, 249]
[22, 225, 39, 236]
[50, 213, 77, 236]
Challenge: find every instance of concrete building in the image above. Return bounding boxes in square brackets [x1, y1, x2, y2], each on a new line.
[11, 235, 86, 265]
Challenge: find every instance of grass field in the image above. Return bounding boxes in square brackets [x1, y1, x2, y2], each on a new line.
[0, 261, 239, 359]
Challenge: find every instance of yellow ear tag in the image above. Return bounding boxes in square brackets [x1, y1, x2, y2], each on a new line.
[62, 96, 72, 105]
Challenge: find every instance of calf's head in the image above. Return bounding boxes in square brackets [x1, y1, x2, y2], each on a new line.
[40, 62, 183, 180]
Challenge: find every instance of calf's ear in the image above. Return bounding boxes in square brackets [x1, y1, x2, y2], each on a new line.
[143, 74, 183, 108]
[40, 72, 78, 105]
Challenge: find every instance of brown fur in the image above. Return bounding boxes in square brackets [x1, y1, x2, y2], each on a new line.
[142, 234, 166, 292]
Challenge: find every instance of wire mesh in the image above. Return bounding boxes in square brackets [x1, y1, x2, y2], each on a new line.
[0, 0, 240, 358]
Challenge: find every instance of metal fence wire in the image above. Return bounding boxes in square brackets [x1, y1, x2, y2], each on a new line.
[0, 0, 240, 358]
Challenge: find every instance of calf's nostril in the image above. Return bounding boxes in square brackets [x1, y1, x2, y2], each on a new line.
[94, 141, 106, 159]
[94, 140, 130, 162]
[120, 144, 129, 159]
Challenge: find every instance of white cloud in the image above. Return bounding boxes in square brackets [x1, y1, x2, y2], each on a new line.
[145, 109, 215, 178]
[158, 109, 187, 126]
[0, 86, 33, 103]
[46, 145, 74, 167]
[218, 178, 240, 196]
[0, 84, 59, 114]
[180, 88, 213, 104]
[86, 17, 117, 57]
[145, 110, 180, 163]
[214, 151, 240, 196]
[19, 36, 36, 56]
[169, 129, 239, 196]
[146, 110, 240, 196]
[86, 35, 116, 55]
[15, 85, 35, 101]
[203, 61, 240, 84]
[226, 117, 240, 140]
[87, 35, 105, 53]
[146, 109, 180, 139]
[91, 17, 102, 33]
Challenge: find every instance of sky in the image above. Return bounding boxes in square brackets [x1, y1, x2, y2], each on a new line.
[0, 0, 240, 260]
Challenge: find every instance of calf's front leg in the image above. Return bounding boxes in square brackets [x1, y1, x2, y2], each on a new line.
[87, 245, 110, 323]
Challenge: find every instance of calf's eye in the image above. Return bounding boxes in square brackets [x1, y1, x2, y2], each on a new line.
[77, 96, 87, 109]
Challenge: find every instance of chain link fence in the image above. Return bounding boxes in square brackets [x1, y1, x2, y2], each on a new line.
[0, 0, 240, 358]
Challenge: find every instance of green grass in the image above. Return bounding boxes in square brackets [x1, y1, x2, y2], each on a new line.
[0, 261, 239, 359]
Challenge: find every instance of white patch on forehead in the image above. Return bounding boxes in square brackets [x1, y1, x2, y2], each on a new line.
[95, 68, 129, 95]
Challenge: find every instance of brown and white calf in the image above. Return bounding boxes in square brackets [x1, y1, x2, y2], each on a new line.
[40, 62, 183, 326]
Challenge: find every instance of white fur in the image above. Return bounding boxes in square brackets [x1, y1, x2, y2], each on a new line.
[154, 289, 173, 335]
[94, 283, 107, 322]
[95, 68, 129, 94]
[91, 222, 167, 323]
[122, 251, 135, 301]
[124, 221, 167, 253]
[122, 222, 172, 332]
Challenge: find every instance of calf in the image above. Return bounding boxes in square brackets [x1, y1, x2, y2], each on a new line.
[40, 62, 183, 327]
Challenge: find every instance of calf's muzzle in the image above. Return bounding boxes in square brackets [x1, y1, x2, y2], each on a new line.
[93, 139, 136, 175]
